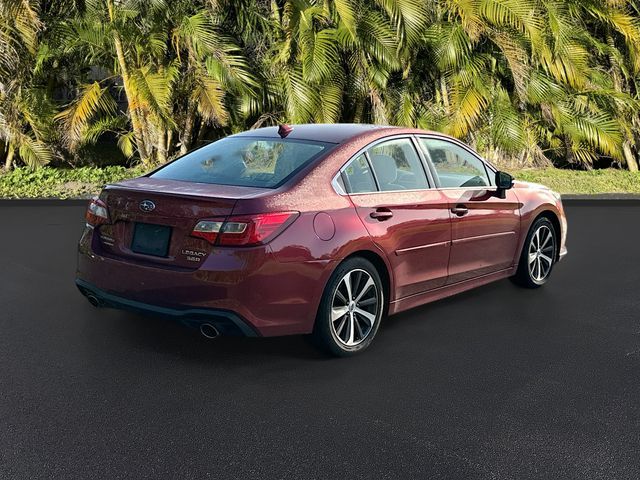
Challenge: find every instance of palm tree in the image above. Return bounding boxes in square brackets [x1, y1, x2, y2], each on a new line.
[170, 6, 256, 155]
[54, 0, 254, 165]
[4, 0, 640, 171]
[215, 0, 428, 126]
[0, 83, 55, 170]
[390, 0, 640, 169]
[0, 0, 53, 170]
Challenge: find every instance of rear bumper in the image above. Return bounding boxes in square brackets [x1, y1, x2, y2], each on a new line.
[76, 279, 259, 336]
[76, 224, 332, 337]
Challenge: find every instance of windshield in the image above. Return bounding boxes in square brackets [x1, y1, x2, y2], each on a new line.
[150, 137, 331, 188]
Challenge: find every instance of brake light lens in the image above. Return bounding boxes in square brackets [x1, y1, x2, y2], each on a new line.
[86, 197, 110, 226]
[191, 212, 298, 247]
[191, 218, 225, 244]
[220, 212, 296, 246]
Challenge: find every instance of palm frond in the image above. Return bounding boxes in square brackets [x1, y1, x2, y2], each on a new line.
[55, 82, 117, 149]
[300, 28, 340, 83]
[446, 76, 491, 137]
[318, 81, 343, 123]
[192, 74, 229, 125]
[83, 115, 129, 144]
[117, 130, 136, 158]
[18, 135, 52, 169]
[333, 0, 357, 38]
[425, 23, 473, 71]
[479, 0, 543, 45]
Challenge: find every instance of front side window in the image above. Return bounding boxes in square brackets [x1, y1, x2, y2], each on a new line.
[367, 138, 429, 191]
[150, 137, 330, 188]
[342, 154, 377, 193]
[419, 138, 491, 188]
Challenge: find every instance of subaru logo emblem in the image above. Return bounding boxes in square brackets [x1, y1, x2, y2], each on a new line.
[139, 200, 156, 212]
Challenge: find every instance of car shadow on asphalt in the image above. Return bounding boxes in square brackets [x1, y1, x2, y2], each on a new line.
[95, 310, 327, 363]
[85, 278, 519, 364]
[382, 279, 509, 330]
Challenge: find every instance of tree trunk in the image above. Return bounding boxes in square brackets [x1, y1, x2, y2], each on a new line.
[196, 119, 207, 145]
[353, 96, 364, 123]
[440, 76, 450, 110]
[166, 129, 174, 159]
[180, 103, 197, 155]
[623, 141, 639, 172]
[564, 135, 578, 167]
[156, 128, 167, 164]
[606, 33, 638, 172]
[4, 144, 15, 171]
[140, 116, 156, 163]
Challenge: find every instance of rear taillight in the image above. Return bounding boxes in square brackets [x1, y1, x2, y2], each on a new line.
[86, 197, 110, 226]
[191, 212, 298, 247]
[191, 218, 226, 244]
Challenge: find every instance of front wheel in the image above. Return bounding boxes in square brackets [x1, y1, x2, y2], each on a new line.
[312, 257, 384, 357]
[512, 217, 557, 288]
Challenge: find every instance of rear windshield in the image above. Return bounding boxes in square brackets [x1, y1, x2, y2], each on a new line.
[150, 137, 331, 188]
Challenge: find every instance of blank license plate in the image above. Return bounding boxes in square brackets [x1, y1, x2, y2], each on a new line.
[131, 223, 171, 257]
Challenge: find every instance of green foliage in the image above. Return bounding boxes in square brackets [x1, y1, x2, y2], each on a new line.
[2, 0, 640, 174]
[2, 166, 638, 198]
[0, 166, 148, 198]
[515, 168, 640, 194]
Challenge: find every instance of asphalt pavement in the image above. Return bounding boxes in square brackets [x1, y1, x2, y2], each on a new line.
[1, 202, 639, 479]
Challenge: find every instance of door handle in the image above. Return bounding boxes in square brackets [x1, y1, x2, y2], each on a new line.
[451, 205, 469, 216]
[370, 208, 393, 221]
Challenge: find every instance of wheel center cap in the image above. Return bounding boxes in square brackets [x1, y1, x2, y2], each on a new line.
[348, 302, 355, 312]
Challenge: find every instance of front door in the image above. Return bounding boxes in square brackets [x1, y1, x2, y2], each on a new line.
[343, 137, 451, 298]
[418, 137, 521, 284]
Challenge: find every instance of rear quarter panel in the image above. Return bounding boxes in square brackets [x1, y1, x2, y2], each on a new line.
[228, 128, 427, 317]
[232, 130, 430, 260]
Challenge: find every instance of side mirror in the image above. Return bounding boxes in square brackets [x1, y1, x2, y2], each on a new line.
[495, 171, 513, 190]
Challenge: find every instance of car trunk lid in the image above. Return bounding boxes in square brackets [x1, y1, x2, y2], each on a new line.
[95, 177, 267, 269]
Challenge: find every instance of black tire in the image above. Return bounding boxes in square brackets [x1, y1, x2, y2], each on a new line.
[311, 257, 384, 357]
[511, 216, 557, 288]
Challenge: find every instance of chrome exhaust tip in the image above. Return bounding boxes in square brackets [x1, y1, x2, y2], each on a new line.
[86, 294, 101, 307]
[200, 323, 220, 339]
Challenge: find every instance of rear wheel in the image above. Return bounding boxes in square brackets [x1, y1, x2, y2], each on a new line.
[312, 257, 384, 357]
[512, 217, 557, 288]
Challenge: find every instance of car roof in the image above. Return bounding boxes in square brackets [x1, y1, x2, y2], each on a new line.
[230, 123, 400, 144]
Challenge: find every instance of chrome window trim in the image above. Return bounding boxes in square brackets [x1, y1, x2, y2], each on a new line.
[330, 132, 500, 196]
[331, 134, 434, 196]
[363, 151, 382, 191]
[337, 151, 379, 194]
[409, 134, 437, 187]
[431, 186, 499, 191]
[344, 185, 497, 196]
[331, 175, 347, 195]
[345, 187, 443, 197]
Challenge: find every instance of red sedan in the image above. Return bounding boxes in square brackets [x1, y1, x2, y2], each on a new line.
[76, 124, 568, 356]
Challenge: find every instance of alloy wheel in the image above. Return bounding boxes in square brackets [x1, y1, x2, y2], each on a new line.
[330, 269, 380, 347]
[528, 225, 555, 282]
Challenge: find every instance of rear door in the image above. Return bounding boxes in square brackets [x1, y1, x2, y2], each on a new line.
[417, 137, 520, 284]
[342, 136, 451, 298]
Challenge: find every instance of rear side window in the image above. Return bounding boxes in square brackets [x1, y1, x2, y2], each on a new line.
[419, 138, 491, 188]
[342, 154, 377, 193]
[150, 137, 330, 188]
[367, 138, 429, 191]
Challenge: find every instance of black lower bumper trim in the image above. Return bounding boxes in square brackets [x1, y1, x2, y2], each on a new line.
[75, 279, 259, 337]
